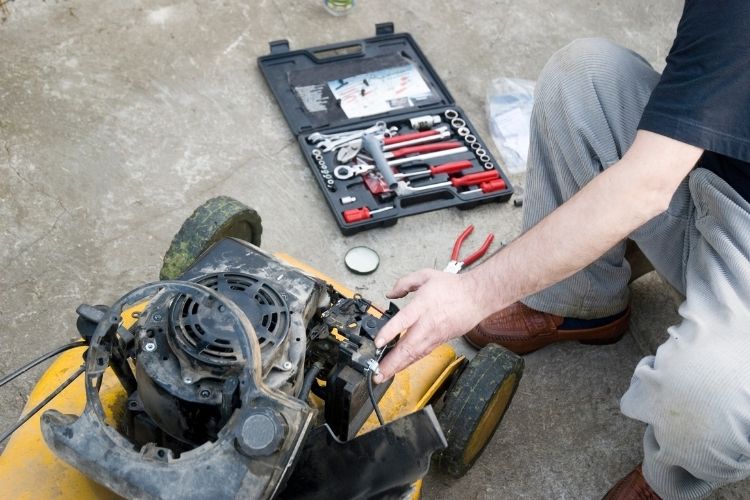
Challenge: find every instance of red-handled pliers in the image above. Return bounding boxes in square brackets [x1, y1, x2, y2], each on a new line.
[443, 225, 494, 273]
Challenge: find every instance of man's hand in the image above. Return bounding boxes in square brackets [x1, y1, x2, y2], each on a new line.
[372, 130, 702, 385]
[372, 269, 487, 383]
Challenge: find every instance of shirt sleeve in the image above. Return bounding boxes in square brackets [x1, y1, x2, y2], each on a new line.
[638, 0, 750, 163]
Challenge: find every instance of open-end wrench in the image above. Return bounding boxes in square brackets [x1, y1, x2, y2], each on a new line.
[312, 122, 398, 152]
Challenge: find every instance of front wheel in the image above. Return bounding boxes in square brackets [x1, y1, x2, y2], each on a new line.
[433, 344, 524, 478]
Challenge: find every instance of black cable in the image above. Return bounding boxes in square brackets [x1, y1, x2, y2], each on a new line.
[299, 362, 323, 402]
[366, 370, 385, 426]
[0, 340, 87, 389]
[0, 365, 85, 444]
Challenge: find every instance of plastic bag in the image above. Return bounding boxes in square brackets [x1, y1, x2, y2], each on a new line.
[487, 78, 535, 174]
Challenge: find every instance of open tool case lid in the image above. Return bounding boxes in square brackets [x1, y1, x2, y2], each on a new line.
[258, 23, 513, 235]
[258, 23, 454, 135]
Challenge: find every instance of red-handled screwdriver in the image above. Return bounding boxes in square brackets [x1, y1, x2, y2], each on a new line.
[463, 178, 507, 194]
[396, 160, 473, 179]
[384, 141, 463, 159]
[342, 205, 395, 223]
[406, 170, 500, 193]
[383, 128, 445, 146]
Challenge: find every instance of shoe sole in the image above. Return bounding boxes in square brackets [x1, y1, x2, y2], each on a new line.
[464, 309, 630, 354]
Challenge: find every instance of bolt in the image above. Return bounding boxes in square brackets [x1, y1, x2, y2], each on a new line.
[183, 377, 193, 384]
[282, 361, 293, 371]
[200, 389, 211, 398]
[153, 314, 162, 321]
[218, 305, 226, 312]
[144, 342, 156, 352]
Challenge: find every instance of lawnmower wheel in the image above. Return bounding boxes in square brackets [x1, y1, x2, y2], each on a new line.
[434, 344, 524, 478]
[160, 196, 262, 280]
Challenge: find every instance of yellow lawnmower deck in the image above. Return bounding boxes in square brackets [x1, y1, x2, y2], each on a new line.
[0, 255, 464, 499]
[0, 196, 523, 499]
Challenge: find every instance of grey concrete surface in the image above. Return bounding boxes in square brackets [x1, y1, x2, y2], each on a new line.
[0, 0, 747, 498]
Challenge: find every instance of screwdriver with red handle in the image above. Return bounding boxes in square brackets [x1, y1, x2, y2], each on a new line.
[342, 205, 395, 223]
[395, 160, 473, 179]
[383, 127, 447, 146]
[462, 178, 507, 194]
[383, 141, 463, 159]
[406, 170, 500, 193]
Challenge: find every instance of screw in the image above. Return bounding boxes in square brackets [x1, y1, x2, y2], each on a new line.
[153, 314, 162, 321]
[144, 342, 156, 352]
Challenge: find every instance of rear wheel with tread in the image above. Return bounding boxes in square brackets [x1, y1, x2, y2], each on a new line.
[160, 196, 262, 280]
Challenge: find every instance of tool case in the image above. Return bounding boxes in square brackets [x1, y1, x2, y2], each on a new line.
[258, 23, 513, 235]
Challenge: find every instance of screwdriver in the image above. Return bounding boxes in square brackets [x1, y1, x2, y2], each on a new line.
[384, 141, 463, 159]
[383, 127, 451, 150]
[342, 205, 395, 223]
[396, 160, 473, 179]
[405, 170, 500, 193]
[463, 178, 507, 194]
[383, 127, 447, 146]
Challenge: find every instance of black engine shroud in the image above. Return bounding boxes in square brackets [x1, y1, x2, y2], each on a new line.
[41, 239, 446, 499]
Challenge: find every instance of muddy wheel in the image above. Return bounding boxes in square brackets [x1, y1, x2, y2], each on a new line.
[160, 196, 262, 280]
[434, 344, 524, 478]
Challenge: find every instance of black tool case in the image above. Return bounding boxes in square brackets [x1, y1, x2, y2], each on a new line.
[258, 23, 513, 235]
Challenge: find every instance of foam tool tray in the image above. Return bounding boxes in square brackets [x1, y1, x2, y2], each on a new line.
[258, 23, 513, 235]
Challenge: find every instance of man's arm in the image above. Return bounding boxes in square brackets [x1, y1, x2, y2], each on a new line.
[372, 130, 702, 383]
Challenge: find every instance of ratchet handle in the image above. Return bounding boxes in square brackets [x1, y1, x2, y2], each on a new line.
[363, 133, 399, 189]
[451, 170, 499, 187]
[389, 141, 463, 159]
[431, 160, 473, 175]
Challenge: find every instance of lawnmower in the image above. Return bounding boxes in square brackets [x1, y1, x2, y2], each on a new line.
[0, 196, 524, 499]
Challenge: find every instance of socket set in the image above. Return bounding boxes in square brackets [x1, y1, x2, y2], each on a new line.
[259, 23, 513, 234]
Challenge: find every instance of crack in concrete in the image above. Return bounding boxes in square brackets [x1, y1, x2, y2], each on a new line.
[3, 207, 70, 269]
[3, 142, 71, 215]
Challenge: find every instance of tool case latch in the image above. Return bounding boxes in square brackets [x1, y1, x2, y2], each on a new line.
[269, 39, 290, 54]
[375, 22, 394, 36]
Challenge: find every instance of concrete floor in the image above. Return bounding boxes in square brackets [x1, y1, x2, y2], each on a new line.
[0, 0, 747, 498]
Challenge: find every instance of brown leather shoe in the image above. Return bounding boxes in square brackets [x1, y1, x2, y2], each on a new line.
[464, 302, 630, 354]
[602, 465, 661, 499]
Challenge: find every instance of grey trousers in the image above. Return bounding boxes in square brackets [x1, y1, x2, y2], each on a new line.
[521, 38, 750, 499]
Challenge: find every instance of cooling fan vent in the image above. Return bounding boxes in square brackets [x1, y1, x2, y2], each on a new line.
[168, 273, 290, 366]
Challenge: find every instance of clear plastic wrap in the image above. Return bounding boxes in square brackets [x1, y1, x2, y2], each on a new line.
[487, 78, 535, 174]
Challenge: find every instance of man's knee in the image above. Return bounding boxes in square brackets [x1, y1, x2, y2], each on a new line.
[640, 339, 750, 478]
[536, 37, 642, 104]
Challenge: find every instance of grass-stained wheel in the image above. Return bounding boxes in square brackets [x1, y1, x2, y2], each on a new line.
[160, 196, 262, 280]
[434, 344, 524, 478]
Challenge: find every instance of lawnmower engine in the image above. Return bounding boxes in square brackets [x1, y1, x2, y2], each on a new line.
[40, 238, 446, 500]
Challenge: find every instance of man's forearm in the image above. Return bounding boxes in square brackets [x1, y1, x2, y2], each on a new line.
[467, 131, 702, 319]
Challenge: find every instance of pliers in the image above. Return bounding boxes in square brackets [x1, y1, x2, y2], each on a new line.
[443, 225, 494, 273]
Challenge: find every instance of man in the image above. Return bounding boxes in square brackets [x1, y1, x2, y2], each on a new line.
[372, 2, 750, 499]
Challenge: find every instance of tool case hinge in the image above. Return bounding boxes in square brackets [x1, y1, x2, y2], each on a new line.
[375, 22, 394, 36]
[269, 39, 290, 54]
